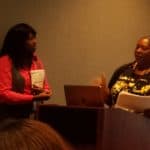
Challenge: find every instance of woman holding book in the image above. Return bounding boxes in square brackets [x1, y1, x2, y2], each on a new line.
[0, 23, 52, 118]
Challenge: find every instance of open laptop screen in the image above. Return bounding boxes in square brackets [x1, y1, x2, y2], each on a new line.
[64, 85, 104, 107]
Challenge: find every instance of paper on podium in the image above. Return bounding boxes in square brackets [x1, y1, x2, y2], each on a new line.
[115, 91, 150, 112]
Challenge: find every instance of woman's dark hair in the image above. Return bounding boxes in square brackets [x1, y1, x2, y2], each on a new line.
[0, 23, 36, 68]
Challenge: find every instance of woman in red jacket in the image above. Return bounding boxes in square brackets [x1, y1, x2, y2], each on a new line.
[0, 23, 52, 118]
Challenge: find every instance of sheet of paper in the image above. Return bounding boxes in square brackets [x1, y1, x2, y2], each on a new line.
[30, 69, 45, 88]
[115, 91, 150, 112]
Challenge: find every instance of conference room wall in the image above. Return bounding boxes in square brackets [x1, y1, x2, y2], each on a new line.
[0, 0, 150, 104]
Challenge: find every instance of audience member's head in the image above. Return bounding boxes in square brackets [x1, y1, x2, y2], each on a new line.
[0, 118, 73, 150]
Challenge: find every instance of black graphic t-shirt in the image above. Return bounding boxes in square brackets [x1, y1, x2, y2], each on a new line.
[108, 62, 150, 105]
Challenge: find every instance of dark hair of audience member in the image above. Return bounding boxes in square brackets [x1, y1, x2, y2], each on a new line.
[0, 118, 73, 150]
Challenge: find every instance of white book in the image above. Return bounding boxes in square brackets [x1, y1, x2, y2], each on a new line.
[30, 69, 45, 88]
[115, 91, 150, 112]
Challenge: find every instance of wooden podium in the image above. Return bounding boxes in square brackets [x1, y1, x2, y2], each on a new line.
[37, 104, 102, 149]
[37, 104, 150, 150]
[98, 109, 150, 150]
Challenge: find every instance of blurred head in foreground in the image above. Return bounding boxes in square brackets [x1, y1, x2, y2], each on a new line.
[0, 118, 73, 150]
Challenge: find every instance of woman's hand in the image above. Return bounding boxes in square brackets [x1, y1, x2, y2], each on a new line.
[33, 92, 51, 101]
[91, 73, 110, 101]
[32, 85, 44, 95]
[32, 85, 52, 95]
[32, 85, 52, 101]
[92, 73, 106, 87]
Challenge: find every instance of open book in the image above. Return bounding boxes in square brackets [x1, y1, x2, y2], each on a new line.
[115, 91, 150, 112]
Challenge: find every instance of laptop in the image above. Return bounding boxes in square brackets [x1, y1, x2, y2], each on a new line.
[64, 85, 104, 107]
